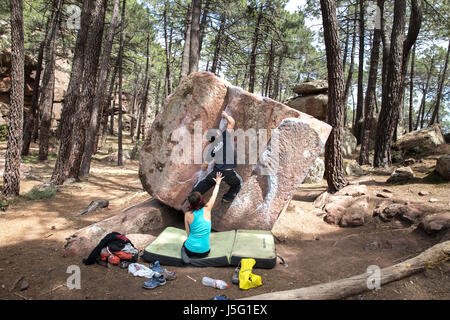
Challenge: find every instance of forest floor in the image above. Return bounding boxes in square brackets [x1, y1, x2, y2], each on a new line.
[0, 135, 449, 301]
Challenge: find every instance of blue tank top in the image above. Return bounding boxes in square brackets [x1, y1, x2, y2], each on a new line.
[184, 208, 211, 253]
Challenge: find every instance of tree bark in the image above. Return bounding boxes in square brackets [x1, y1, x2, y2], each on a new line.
[210, 14, 225, 75]
[51, 0, 93, 185]
[358, 0, 383, 165]
[373, 0, 422, 167]
[353, 0, 365, 144]
[3, 0, 24, 197]
[408, 44, 416, 132]
[248, 3, 263, 93]
[180, 2, 192, 80]
[320, 0, 348, 193]
[117, 0, 126, 167]
[415, 57, 433, 130]
[163, 3, 172, 97]
[136, 33, 150, 142]
[343, 7, 357, 127]
[80, 0, 120, 175]
[272, 46, 285, 101]
[38, 0, 63, 161]
[197, 0, 211, 57]
[22, 16, 51, 156]
[430, 39, 449, 125]
[100, 61, 118, 149]
[188, 0, 202, 74]
[68, 0, 107, 180]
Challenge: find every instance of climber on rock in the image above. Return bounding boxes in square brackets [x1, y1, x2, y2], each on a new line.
[191, 111, 242, 204]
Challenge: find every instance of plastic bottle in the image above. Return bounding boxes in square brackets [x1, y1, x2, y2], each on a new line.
[202, 276, 229, 289]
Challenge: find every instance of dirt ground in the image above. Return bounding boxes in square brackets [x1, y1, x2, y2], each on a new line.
[0, 136, 449, 301]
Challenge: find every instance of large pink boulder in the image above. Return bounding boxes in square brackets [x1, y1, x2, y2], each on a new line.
[139, 72, 331, 230]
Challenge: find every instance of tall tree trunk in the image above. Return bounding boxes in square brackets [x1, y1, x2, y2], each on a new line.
[320, 0, 348, 193]
[3, 0, 24, 197]
[100, 61, 118, 149]
[136, 33, 150, 142]
[248, 4, 263, 93]
[408, 44, 416, 132]
[430, 39, 449, 125]
[359, 0, 383, 165]
[415, 57, 433, 130]
[180, 2, 192, 80]
[265, 40, 275, 98]
[188, 0, 202, 74]
[38, 0, 63, 161]
[163, 4, 172, 97]
[51, 0, 93, 185]
[343, 7, 357, 127]
[109, 82, 116, 136]
[197, 0, 211, 57]
[373, 0, 422, 167]
[22, 16, 51, 156]
[109, 84, 117, 136]
[129, 67, 140, 143]
[117, 0, 126, 167]
[80, 0, 120, 175]
[68, 0, 107, 180]
[272, 46, 285, 101]
[353, 0, 365, 143]
[210, 14, 225, 74]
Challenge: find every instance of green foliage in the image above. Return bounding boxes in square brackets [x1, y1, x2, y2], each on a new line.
[0, 124, 8, 141]
[0, 196, 10, 211]
[23, 183, 58, 200]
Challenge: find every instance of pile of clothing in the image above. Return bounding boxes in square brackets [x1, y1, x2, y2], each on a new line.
[83, 232, 139, 267]
[82, 232, 176, 289]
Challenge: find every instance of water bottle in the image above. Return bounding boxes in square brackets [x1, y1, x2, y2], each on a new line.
[202, 276, 229, 289]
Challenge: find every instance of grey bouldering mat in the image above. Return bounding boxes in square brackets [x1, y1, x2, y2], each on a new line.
[141, 227, 276, 269]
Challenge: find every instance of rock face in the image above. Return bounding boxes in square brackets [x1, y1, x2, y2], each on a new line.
[435, 154, 450, 180]
[285, 80, 328, 122]
[218, 118, 329, 230]
[394, 124, 445, 156]
[63, 199, 180, 257]
[285, 94, 328, 121]
[303, 157, 325, 184]
[139, 72, 332, 231]
[343, 129, 357, 157]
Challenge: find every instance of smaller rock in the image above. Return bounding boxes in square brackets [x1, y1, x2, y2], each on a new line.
[429, 198, 438, 203]
[402, 158, 415, 166]
[376, 192, 392, 199]
[435, 154, 450, 180]
[419, 212, 450, 234]
[293, 79, 328, 95]
[386, 167, 415, 184]
[345, 160, 365, 177]
[20, 280, 29, 291]
[303, 157, 325, 184]
[418, 191, 430, 196]
[364, 240, 382, 251]
[386, 239, 409, 250]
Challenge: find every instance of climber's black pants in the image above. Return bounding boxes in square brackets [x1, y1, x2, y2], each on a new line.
[192, 169, 242, 201]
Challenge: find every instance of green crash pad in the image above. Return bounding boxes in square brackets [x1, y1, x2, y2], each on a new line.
[142, 227, 276, 268]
